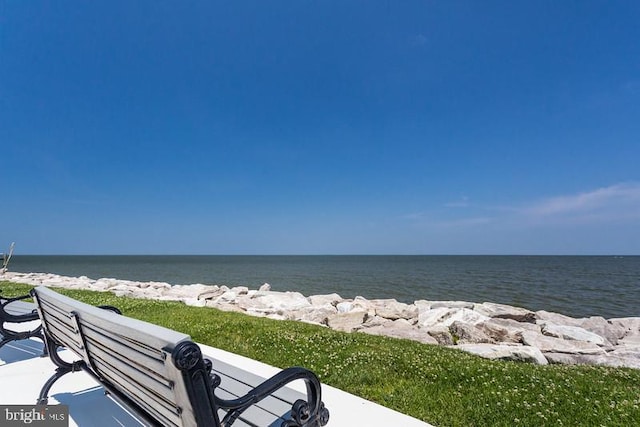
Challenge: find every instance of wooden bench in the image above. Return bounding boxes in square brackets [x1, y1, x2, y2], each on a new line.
[31, 286, 330, 427]
[0, 290, 44, 352]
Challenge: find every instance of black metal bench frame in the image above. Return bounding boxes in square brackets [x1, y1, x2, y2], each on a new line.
[31, 286, 330, 427]
[0, 290, 44, 352]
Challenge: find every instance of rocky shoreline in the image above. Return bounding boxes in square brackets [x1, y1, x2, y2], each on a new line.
[2, 271, 639, 369]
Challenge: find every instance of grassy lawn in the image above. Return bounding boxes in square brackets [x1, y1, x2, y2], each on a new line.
[3, 282, 640, 426]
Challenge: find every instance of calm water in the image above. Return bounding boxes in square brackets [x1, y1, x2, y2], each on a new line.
[7, 255, 640, 319]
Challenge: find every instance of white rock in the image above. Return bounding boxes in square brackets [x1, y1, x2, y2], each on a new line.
[361, 315, 393, 328]
[538, 312, 625, 345]
[521, 331, 605, 355]
[327, 310, 367, 332]
[336, 301, 354, 313]
[259, 283, 271, 291]
[577, 317, 626, 345]
[449, 321, 493, 344]
[368, 299, 418, 320]
[360, 320, 438, 345]
[287, 304, 338, 325]
[308, 293, 343, 307]
[424, 326, 455, 346]
[618, 335, 640, 347]
[197, 287, 223, 300]
[477, 318, 540, 344]
[215, 291, 238, 303]
[541, 323, 608, 346]
[536, 310, 581, 325]
[419, 307, 490, 328]
[455, 344, 548, 365]
[474, 302, 536, 323]
[237, 291, 311, 312]
[351, 296, 377, 317]
[610, 317, 640, 342]
[544, 352, 640, 369]
[230, 286, 249, 295]
[415, 300, 475, 310]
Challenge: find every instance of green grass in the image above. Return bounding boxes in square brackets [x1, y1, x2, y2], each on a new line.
[3, 282, 640, 426]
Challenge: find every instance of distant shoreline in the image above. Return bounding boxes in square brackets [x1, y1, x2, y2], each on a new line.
[3, 270, 640, 369]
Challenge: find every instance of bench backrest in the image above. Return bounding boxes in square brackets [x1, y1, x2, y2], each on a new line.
[32, 286, 219, 427]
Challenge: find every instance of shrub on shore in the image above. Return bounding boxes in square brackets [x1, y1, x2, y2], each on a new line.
[3, 282, 639, 426]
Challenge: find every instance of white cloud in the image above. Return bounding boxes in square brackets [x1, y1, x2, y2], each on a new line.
[622, 80, 640, 93]
[401, 211, 491, 228]
[519, 183, 640, 223]
[411, 34, 428, 46]
[401, 212, 427, 220]
[435, 217, 492, 227]
[444, 196, 470, 208]
[395, 183, 640, 254]
[402, 183, 640, 229]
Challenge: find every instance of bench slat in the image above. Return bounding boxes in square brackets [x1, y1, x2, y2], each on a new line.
[38, 309, 85, 357]
[80, 323, 170, 384]
[88, 343, 175, 402]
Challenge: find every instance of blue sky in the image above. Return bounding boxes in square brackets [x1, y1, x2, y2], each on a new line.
[2, 1, 639, 255]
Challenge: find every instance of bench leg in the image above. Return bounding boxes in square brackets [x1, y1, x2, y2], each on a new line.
[36, 341, 84, 405]
[37, 366, 74, 405]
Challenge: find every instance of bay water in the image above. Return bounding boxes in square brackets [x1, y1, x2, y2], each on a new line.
[7, 255, 640, 319]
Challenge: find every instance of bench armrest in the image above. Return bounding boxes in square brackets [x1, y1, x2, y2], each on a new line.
[212, 365, 329, 427]
[1, 295, 40, 322]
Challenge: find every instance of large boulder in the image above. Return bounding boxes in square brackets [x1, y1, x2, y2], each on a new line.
[237, 291, 311, 313]
[521, 331, 605, 355]
[359, 320, 438, 345]
[161, 283, 215, 300]
[259, 283, 271, 291]
[352, 297, 378, 316]
[537, 313, 627, 346]
[418, 307, 490, 328]
[477, 318, 540, 344]
[618, 335, 640, 347]
[287, 304, 338, 325]
[197, 286, 224, 300]
[361, 315, 393, 328]
[540, 323, 609, 347]
[308, 293, 343, 307]
[424, 325, 455, 346]
[577, 317, 626, 346]
[544, 351, 640, 369]
[454, 344, 548, 365]
[336, 297, 375, 315]
[536, 310, 581, 326]
[474, 302, 536, 323]
[610, 317, 640, 344]
[608, 346, 640, 364]
[368, 299, 418, 321]
[449, 321, 493, 344]
[327, 310, 367, 332]
[213, 290, 240, 304]
[415, 300, 475, 310]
